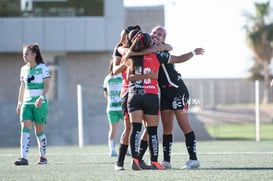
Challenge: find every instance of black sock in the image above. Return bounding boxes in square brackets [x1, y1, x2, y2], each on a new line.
[185, 131, 197, 160]
[117, 144, 128, 166]
[138, 140, 148, 161]
[163, 134, 172, 162]
[130, 123, 142, 159]
[147, 126, 158, 162]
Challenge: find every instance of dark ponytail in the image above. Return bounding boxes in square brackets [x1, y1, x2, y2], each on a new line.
[127, 29, 141, 48]
[124, 25, 141, 34]
[24, 43, 44, 64]
[128, 32, 152, 52]
[116, 25, 142, 48]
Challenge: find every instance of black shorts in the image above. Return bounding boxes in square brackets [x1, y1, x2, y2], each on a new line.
[160, 80, 189, 111]
[127, 90, 159, 115]
[121, 92, 129, 118]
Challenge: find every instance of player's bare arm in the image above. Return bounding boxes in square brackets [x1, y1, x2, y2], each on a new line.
[124, 43, 173, 59]
[127, 66, 157, 82]
[16, 82, 25, 115]
[169, 48, 205, 64]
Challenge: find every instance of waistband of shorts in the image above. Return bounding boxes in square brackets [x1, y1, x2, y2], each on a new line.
[129, 89, 145, 95]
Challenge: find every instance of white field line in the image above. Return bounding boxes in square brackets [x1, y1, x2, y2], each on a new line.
[1, 152, 273, 157]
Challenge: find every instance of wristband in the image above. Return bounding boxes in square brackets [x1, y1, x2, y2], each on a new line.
[39, 95, 44, 100]
[18, 101, 22, 106]
[192, 51, 196, 56]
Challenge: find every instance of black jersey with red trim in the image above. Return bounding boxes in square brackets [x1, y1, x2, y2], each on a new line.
[129, 52, 170, 94]
[157, 51, 183, 89]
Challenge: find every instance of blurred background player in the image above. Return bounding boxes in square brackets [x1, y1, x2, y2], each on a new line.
[15, 44, 50, 166]
[103, 59, 123, 157]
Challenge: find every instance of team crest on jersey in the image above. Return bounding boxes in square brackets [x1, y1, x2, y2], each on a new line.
[35, 68, 42, 75]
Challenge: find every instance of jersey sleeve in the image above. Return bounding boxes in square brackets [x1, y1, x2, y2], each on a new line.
[156, 51, 171, 64]
[42, 64, 51, 79]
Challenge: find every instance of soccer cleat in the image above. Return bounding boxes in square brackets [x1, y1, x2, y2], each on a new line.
[131, 158, 142, 170]
[14, 158, 28, 166]
[161, 160, 172, 169]
[109, 150, 118, 157]
[36, 156, 47, 164]
[182, 160, 200, 170]
[139, 160, 151, 169]
[151, 162, 165, 170]
[115, 164, 125, 171]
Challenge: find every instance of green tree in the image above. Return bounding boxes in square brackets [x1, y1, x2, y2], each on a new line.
[247, 58, 273, 81]
[243, 1, 273, 103]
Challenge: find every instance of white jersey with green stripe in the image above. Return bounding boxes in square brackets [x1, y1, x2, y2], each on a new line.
[20, 63, 50, 105]
[103, 73, 122, 112]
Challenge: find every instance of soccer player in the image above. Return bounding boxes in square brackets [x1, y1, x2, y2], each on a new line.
[126, 31, 166, 170]
[151, 26, 204, 169]
[15, 44, 50, 165]
[113, 25, 151, 170]
[103, 59, 123, 157]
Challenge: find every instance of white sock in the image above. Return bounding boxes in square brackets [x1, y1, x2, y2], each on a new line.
[21, 129, 30, 160]
[36, 133, 47, 158]
[109, 140, 115, 152]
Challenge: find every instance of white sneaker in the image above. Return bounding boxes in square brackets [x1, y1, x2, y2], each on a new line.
[182, 160, 200, 170]
[115, 164, 124, 171]
[161, 161, 172, 169]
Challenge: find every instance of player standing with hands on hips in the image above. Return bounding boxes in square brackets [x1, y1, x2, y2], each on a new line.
[15, 44, 50, 166]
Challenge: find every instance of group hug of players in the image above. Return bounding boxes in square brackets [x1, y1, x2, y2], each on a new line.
[103, 25, 205, 171]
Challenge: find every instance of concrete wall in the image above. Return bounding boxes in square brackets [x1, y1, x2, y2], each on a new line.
[184, 78, 266, 109]
[0, 0, 124, 52]
[125, 6, 165, 33]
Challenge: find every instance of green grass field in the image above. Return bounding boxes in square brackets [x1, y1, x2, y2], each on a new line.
[205, 123, 273, 140]
[1, 141, 273, 181]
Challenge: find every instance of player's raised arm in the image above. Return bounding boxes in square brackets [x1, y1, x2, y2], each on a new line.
[169, 48, 205, 64]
